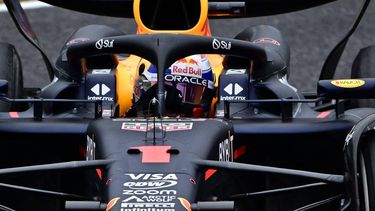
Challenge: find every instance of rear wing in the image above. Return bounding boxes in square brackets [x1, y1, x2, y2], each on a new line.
[38, 0, 336, 18]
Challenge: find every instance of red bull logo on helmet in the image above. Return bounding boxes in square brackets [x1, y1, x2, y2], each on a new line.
[172, 65, 202, 78]
[171, 56, 203, 78]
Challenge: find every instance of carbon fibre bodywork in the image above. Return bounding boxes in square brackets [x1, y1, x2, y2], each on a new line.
[1, 0, 375, 210]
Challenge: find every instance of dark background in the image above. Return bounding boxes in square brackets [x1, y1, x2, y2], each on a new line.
[0, 0, 374, 92]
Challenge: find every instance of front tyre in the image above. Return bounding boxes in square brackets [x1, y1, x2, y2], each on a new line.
[358, 136, 375, 211]
[0, 42, 25, 111]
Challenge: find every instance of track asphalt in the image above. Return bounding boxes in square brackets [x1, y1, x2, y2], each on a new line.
[0, 0, 374, 92]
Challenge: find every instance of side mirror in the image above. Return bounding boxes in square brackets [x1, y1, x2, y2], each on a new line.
[4, 0, 55, 81]
[318, 78, 375, 99]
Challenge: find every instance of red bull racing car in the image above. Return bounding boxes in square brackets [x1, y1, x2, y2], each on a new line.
[0, 0, 375, 210]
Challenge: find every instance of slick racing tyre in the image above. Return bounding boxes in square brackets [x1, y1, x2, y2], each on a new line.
[351, 45, 375, 108]
[0, 42, 25, 111]
[358, 137, 375, 211]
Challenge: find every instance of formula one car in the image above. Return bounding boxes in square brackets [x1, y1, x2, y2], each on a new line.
[1, 0, 375, 210]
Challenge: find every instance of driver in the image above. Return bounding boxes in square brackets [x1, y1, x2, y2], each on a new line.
[115, 0, 224, 117]
[128, 54, 215, 117]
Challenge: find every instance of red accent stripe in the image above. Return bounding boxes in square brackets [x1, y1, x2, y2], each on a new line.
[96, 168, 102, 180]
[9, 112, 19, 118]
[204, 169, 217, 181]
[135, 146, 171, 163]
[234, 146, 246, 160]
[317, 111, 332, 119]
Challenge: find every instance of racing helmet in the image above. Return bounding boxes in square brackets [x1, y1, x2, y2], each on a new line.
[132, 54, 215, 117]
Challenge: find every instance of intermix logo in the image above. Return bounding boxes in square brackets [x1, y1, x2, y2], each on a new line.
[91, 84, 111, 96]
[224, 83, 243, 95]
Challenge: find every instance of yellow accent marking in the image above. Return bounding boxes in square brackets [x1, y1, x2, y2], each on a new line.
[331, 79, 365, 88]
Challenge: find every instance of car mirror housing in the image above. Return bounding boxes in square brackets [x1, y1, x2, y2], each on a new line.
[318, 78, 375, 99]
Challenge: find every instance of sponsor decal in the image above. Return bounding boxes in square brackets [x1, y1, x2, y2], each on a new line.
[220, 96, 246, 101]
[124, 174, 178, 190]
[165, 75, 209, 87]
[88, 83, 113, 101]
[181, 55, 213, 75]
[171, 65, 202, 78]
[92, 69, 112, 74]
[331, 79, 365, 88]
[88, 96, 113, 101]
[219, 135, 234, 162]
[114, 118, 204, 122]
[226, 69, 246, 75]
[123, 189, 177, 195]
[121, 122, 193, 132]
[106, 197, 120, 211]
[123, 195, 176, 203]
[253, 38, 281, 46]
[91, 84, 111, 95]
[220, 83, 246, 101]
[178, 198, 192, 211]
[224, 83, 243, 95]
[126, 174, 178, 181]
[212, 38, 231, 50]
[121, 208, 175, 211]
[122, 174, 178, 211]
[95, 38, 114, 49]
[123, 180, 177, 190]
[123, 196, 144, 202]
[121, 202, 175, 208]
[66, 37, 90, 46]
[121, 209, 174, 211]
